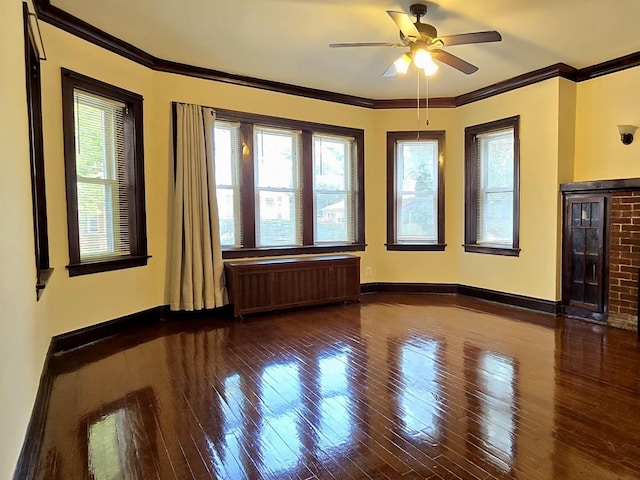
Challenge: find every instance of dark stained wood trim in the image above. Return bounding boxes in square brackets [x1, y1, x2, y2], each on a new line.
[456, 63, 578, 107]
[560, 177, 640, 193]
[24, 2, 52, 298]
[35, 1, 155, 68]
[577, 51, 640, 82]
[361, 282, 561, 314]
[12, 341, 54, 480]
[464, 116, 520, 255]
[52, 306, 165, 353]
[373, 97, 457, 109]
[458, 284, 561, 314]
[385, 243, 447, 251]
[366, 282, 458, 295]
[61, 68, 148, 275]
[222, 244, 366, 259]
[301, 130, 314, 246]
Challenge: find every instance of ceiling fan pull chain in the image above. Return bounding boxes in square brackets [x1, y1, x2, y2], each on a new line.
[416, 67, 420, 140]
[425, 73, 430, 126]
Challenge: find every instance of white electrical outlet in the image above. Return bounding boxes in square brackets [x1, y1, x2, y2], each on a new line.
[365, 266, 373, 277]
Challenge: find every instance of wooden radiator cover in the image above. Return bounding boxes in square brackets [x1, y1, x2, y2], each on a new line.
[224, 255, 360, 317]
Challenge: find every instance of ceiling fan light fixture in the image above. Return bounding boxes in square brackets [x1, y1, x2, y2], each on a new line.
[393, 53, 412, 75]
[413, 48, 438, 75]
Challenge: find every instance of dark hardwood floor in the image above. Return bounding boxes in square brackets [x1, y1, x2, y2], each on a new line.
[34, 294, 640, 479]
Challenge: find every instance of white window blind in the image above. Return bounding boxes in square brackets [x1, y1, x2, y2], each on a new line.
[74, 90, 130, 261]
[313, 134, 356, 244]
[214, 121, 242, 247]
[254, 126, 302, 247]
[396, 139, 439, 242]
[476, 128, 514, 245]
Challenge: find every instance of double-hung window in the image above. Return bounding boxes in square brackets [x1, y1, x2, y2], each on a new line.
[386, 131, 445, 251]
[464, 116, 520, 256]
[210, 109, 364, 258]
[313, 134, 357, 244]
[62, 69, 148, 276]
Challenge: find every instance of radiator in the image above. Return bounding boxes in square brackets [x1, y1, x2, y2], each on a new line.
[224, 255, 360, 318]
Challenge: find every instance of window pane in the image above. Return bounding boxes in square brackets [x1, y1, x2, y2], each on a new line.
[395, 139, 439, 242]
[398, 141, 437, 193]
[314, 137, 346, 191]
[481, 131, 513, 190]
[214, 122, 241, 247]
[477, 127, 515, 245]
[214, 125, 234, 186]
[74, 90, 129, 261]
[256, 128, 298, 189]
[397, 193, 437, 241]
[258, 191, 298, 246]
[217, 188, 238, 247]
[480, 191, 513, 244]
[315, 193, 349, 242]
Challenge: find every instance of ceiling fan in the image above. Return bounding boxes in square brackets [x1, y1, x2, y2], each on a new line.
[329, 3, 502, 77]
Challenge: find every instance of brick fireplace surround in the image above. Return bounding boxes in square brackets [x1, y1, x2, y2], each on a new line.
[608, 192, 640, 330]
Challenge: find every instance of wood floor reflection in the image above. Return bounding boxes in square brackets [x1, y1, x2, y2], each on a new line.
[35, 294, 640, 479]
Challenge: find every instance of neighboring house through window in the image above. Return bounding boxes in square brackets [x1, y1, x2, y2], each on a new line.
[464, 116, 520, 256]
[386, 131, 445, 251]
[61, 69, 148, 276]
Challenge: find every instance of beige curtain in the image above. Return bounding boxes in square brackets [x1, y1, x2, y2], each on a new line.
[169, 103, 227, 311]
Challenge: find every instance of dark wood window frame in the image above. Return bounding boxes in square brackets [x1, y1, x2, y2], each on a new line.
[386, 131, 446, 251]
[464, 116, 521, 257]
[61, 69, 149, 276]
[209, 108, 366, 259]
[24, 3, 53, 298]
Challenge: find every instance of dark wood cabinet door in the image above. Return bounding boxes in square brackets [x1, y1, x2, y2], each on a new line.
[563, 195, 606, 318]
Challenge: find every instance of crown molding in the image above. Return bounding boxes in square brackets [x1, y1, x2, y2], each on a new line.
[34, 0, 640, 110]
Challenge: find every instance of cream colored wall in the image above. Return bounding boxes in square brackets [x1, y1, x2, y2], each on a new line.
[374, 80, 565, 301]
[455, 80, 562, 300]
[0, 0, 52, 477]
[574, 66, 640, 181]
[370, 107, 460, 283]
[40, 24, 163, 335]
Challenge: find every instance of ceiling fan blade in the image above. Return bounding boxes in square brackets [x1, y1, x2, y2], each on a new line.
[329, 42, 404, 48]
[431, 49, 478, 74]
[383, 63, 398, 78]
[387, 11, 420, 41]
[435, 31, 502, 47]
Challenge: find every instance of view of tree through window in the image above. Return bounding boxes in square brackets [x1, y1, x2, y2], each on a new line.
[397, 140, 438, 241]
[313, 135, 355, 243]
[387, 131, 445, 250]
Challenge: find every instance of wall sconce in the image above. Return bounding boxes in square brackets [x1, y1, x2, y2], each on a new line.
[617, 125, 638, 145]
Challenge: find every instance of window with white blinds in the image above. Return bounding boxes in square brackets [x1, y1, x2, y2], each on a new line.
[313, 134, 356, 244]
[386, 131, 445, 251]
[62, 69, 148, 275]
[255, 126, 302, 247]
[464, 116, 520, 256]
[74, 91, 129, 260]
[476, 129, 514, 245]
[208, 109, 364, 258]
[214, 121, 242, 247]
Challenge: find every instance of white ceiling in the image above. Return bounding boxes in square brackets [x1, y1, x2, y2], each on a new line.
[51, 0, 640, 99]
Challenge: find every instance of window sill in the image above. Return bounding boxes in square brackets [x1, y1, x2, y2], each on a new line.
[66, 255, 150, 277]
[386, 243, 446, 252]
[222, 244, 366, 259]
[463, 244, 521, 257]
[36, 267, 54, 300]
